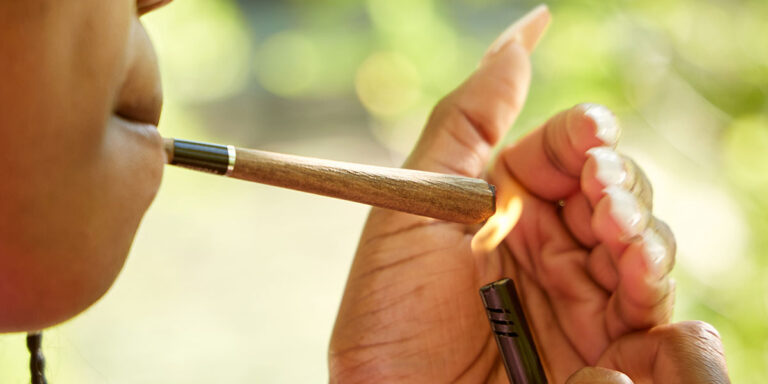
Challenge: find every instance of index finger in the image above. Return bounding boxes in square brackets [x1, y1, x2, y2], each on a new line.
[501, 103, 621, 201]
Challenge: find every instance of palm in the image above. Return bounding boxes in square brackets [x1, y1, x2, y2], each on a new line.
[331, 197, 583, 383]
[331, 156, 665, 383]
[491, 172, 623, 381]
[330, 210, 499, 382]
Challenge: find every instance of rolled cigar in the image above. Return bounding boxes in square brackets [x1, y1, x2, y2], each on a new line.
[164, 138, 496, 224]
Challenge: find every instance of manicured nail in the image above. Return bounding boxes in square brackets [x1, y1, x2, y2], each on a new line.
[482, 4, 551, 63]
[587, 147, 628, 188]
[582, 104, 620, 146]
[605, 186, 647, 241]
[642, 228, 669, 279]
[567, 367, 634, 384]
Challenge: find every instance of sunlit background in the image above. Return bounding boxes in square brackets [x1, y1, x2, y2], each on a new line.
[2, 0, 767, 382]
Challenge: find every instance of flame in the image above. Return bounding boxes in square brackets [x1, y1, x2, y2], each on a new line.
[471, 192, 523, 254]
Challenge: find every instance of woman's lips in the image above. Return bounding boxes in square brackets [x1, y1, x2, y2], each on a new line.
[110, 114, 165, 162]
[112, 114, 161, 140]
[115, 97, 162, 127]
[115, 17, 164, 127]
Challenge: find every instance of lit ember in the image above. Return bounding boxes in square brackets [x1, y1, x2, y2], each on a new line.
[471, 193, 523, 254]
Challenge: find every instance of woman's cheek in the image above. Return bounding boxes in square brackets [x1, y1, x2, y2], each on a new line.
[0, 15, 167, 332]
[67, 16, 168, 324]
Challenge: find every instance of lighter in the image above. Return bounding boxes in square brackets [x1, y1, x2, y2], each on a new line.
[480, 278, 547, 384]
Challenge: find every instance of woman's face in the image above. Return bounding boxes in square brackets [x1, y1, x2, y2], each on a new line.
[0, 0, 171, 331]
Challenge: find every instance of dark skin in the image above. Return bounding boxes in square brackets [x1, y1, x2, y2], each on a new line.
[330, 6, 729, 383]
[0, 0, 168, 331]
[0, 2, 730, 382]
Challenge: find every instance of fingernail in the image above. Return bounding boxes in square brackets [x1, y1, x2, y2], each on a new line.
[567, 367, 634, 384]
[587, 147, 628, 188]
[582, 103, 620, 146]
[482, 4, 551, 63]
[642, 228, 669, 279]
[605, 186, 647, 241]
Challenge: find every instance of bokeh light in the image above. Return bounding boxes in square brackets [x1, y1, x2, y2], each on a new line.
[256, 31, 320, 97]
[1, 0, 767, 382]
[724, 116, 768, 193]
[143, 0, 252, 103]
[355, 51, 422, 117]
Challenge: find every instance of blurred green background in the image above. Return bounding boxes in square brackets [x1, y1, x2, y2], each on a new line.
[2, 0, 767, 382]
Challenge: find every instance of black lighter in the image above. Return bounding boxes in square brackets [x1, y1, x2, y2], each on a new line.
[480, 278, 547, 384]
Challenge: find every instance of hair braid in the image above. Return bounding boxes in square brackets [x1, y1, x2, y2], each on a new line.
[27, 332, 47, 384]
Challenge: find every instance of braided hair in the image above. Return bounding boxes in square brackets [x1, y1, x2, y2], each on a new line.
[27, 332, 47, 384]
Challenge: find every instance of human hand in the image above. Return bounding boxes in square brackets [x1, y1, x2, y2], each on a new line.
[566, 321, 730, 383]
[330, 5, 676, 383]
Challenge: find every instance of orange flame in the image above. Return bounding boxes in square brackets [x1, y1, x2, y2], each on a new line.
[471, 191, 523, 254]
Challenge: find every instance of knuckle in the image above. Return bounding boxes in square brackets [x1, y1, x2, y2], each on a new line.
[422, 95, 454, 135]
[669, 321, 728, 366]
[657, 321, 731, 384]
[664, 320, 724, 347]
[543, 110, 581, 176]
[430, 94, 454, 122]
[687, 320, 723, 341]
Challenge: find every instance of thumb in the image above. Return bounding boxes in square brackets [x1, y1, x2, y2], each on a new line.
[598, 321, 731, 384]
[404, 4, 550, 177]
[566, 367, 635, 384]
